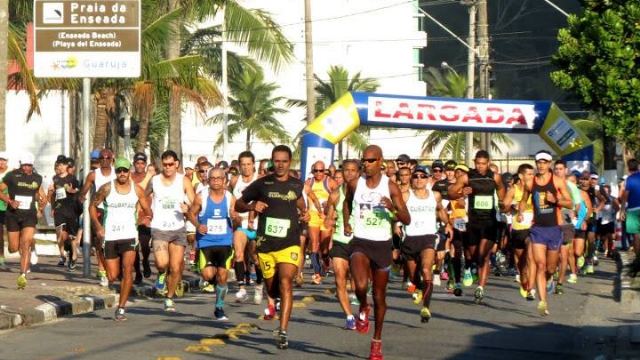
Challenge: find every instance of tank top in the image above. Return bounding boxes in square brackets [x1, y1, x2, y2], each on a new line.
[532, 174, 561, 227]
[404, 189, 438, 236]
[450, 197, 468, 232]
[196, 190, 233, 248]
[333, 186, 354, 244]
[575, 191, 588, 230]
[308, 177, 331, 212]
[233, 173, 258, 229]
[512, 183, 534, 230]
[103, 180, 139, 241]
[352, 175, 393, 241]
[150, 173, 186, 231]
[94, 168, 115, 209]
[467, 169, 497, 222]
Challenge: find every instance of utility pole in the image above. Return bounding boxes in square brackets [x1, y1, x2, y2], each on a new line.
[463, 0, 477, 167]
[477, 0, 490, 155]
[304, 0, 315, 124]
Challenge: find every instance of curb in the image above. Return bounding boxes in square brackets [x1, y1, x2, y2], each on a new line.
[618, 251, 640, 314]
[0, 276, 203, 331]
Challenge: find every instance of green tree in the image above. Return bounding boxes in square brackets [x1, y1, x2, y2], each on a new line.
[551, 0, 640, 151]
[572, 114, 605, 173]
[207, 68, 291, 150]
[422, 67, 512, 160]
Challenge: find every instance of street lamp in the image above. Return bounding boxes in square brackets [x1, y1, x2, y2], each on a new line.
[441, 61, 459, 77]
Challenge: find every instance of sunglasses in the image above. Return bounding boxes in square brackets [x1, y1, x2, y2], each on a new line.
[100, 156, 112, 160]
[162, 162, 175, 167]
[198, 170, 207, 173]
[361, 158, 379, 164]
[115, 167, 129, 174]
[412, 174, 430, 179]
[312, 169, 325, 173]
[432, 169, 443, 173]
[209, 176, 225, 181]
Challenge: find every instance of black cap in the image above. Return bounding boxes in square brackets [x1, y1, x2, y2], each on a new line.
[67, 158, 75, 167]
[432, 160, 444, 170]
[502, 172, 514, 183]
[396, 154, 410, 163]
[444, 160, 457, 170]
[55, 155, 67, 165]
[133, 152, 147, 163]
[217, 160, 229, 169]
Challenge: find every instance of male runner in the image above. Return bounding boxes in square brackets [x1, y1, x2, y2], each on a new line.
[449, 150, 505, 303]
[0, 152, 46, 288]
[90, 157, 151, 321]
[78, 148, 116, 286]
[48, 156, 80, 269]
[449, 164, 469, 295]
[573, 172, 594, 280]
[402, 166, 452, 322]
[324, 159, 360, 330]
[620, 159, 640, 256]
[0, 152, 8, 265]
[131, 152, 152, 283]
[519, 150, 572, 316]
[343, 145, 411, 360]
[146, 150, 195, 311]
[235, 145, 309, 350]
[188, 167, 239, 321]
[393, 166, 412, 287]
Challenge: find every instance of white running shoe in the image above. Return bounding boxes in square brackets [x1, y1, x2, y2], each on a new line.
[235, 288, 248, 303]
[433, 274, 441, 286]
[254, 284, 264, 305]
[30, 250, 39, 265]
[100, 275, 109, 287]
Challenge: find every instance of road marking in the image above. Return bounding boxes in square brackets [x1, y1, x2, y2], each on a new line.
[200, 338, 225, 346]
[156, 357, 181, 360]
[292, 302, 307, 308]
[184, 345, 211, 353]
[235, 323, 258, 329]
[302, 296, 315, 303]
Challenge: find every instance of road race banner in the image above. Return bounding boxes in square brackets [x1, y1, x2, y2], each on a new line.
[300, 91, 592, 178]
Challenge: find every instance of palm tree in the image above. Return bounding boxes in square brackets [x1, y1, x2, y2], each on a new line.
[207, 68, 291, 150]
[421, 66, 512, 159]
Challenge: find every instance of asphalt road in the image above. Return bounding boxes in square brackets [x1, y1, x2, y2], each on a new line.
[0, 258, 633, 360]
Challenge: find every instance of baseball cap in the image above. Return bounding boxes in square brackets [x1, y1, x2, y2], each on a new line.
[454, 164, 470, 172]
[396, 154, 410, 163]
[217, 160, 229, 169]
[67, 158, 75, 167]
[444, 160, 457, 170]
[412, 166, 431, 175]
[56, 155, 68, 165]
[0, 152, 8, 160]
[535, 150, 553, 162]
[114, 157, 131, 170]
[502, 172, 514, 183]
[133, 152, 147, 163]
[432, 160, 444, 170]
[590, 174, 599, 180]
[20, 152, 34, 165]
[571, 170, 582, 178]
[90, 149, 101, 160]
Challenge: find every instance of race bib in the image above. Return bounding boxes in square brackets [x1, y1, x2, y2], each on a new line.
[265, 217, 290, 238]
[521, 212, 534, 226]
[110, 224, 126, 236]
[15, 195, 32, 210]
[207, 218, 228, 235]
[161, 221, 176, 229]
[162, 199, 178, 210]
[55, 187, 67, 201]
[474, 195, 493, 210]
[453, 218, 467, 231]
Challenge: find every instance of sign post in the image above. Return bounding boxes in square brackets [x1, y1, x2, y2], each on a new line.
[34, 0, 141, 278]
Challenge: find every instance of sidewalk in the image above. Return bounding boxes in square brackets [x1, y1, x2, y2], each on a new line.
[615, 249, 640, 358]
[0, 253, 202, 330]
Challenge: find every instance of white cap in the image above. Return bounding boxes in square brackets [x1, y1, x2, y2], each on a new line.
[534, 151, 553, 162]
[590, 174, 599, 180]
[19, 152, 34, 165]
[0, 152, 8, 160]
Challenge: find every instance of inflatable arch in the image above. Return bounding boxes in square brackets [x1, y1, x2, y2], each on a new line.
[299, 92, 593, 177]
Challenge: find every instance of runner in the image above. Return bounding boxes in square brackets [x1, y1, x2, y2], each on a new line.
[304, 160, 338, 285]
[0, 152, 8, 265]
[565, 171, 592, 285]
[343, 145, 411, 360]
[584, 172, 606, 273]
[235, 145, 309, 350]
[553, 161, 581, 294]
[48, 156, 80, 270]
[90, 157, 151, 321]
[78, 148, 116, 286]
[402, 166, 452, 322]
[393, 166, 412, 289]
[324, 159, 360, 330]
[229, 151, 260, 302]
[0, 152, 46, 289]
[450, 164, 470, 295]
[146, 150, 195, 311]
[620, 158, 640, 256]
[130, 152, 153, 283]
[519, 150, 573, 316]
[188, 167, 239, 321]
[449, 150, 505, 303]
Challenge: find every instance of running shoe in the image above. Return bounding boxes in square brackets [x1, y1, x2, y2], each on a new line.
[235, 288, 248, 302]
[254, 284, 264, 305]
[412, 290, 423, 306]
[537, 300, 549, 316]
[311, 274, 322, 285]
[68, 260, 77, 272]
[114, 307, 126, 321]
[369, 340, 383, 360]
[472, 269, 479, 284]
[546, 279, 556, 294]
[555, 283, 564, 295]
[17, 274, 26, 290]
[406, 282, 416, 294]
[202, 283, 215, 293]
[454, 284, 462, 297]
[586, 264, 595, 274]
[401, 281, 409, 291]
[100, 275, 109, 287]
[143, 261, 152, 278]
[593, 255, 599, 266]
[274, 327, 289, 350]
[440, 270, 449, 281]
[155, 272, 167, 294]
[567, 274, 578, 284]
[214, 307, 228, 321]
[577, 256, 585, 268]
[527, 289, 536, 301]
[462, 269, 473, 287]
[356, 304, 371, 334]
[349, 293, 360, 306]
[345, 316, 356, 330]
[474, 286, 484, 304]
[264, 305, 276, 321]
[433, 274, 441, 286]
[446, 281, 455, 293]
[519, 284, 528, 299]
[514, 274, 521, 283]
[175, 281, 185, 298]
[190, 262, 199, 273]
[30, 250, 38, 265]
[295, 273, 304, 288]
[420, 306, 431, 323]
[164, 298, 176, 312]
[58, 256, 66, 267]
